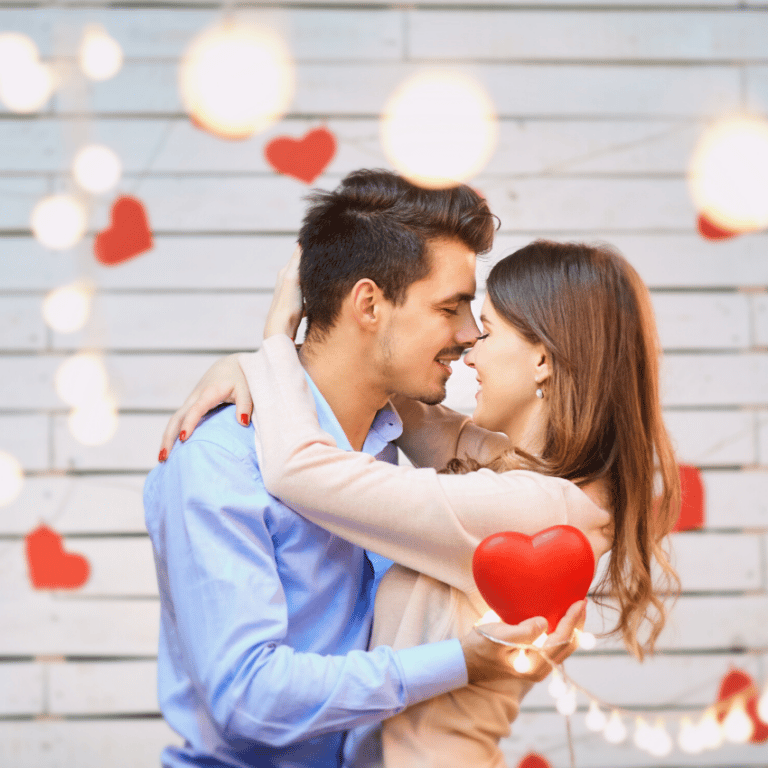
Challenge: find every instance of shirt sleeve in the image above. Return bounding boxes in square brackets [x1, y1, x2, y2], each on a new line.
[240, 338, 614, 597]
[147, 436, 468, 749]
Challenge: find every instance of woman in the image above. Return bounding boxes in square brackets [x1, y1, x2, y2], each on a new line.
[161, 240, 680, 767]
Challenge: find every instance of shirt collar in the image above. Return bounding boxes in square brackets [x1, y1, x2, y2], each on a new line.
[304, 372, 403, 456]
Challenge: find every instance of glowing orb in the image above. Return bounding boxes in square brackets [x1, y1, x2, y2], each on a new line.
[79, 24, 123, 81]
[73, 144, 122, 194]
[55, 353, 109, 407]
[0, 451, 24, 506]
[31, 195, 88, 250]
[179, 23, 294, 139]
[68, 399, 118, 446]
[381, 70, 497, 189]
[43, 282, 93, 333]
[0, 33, 54, 113]
[689, 115, 768, 233]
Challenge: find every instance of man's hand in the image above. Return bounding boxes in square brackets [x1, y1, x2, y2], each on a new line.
[459, 600, 586, 684]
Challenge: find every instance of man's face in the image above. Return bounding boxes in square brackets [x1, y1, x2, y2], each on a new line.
[378, 237, 480, 404]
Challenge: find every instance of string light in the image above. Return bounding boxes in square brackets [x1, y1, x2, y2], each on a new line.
[555, 686, 578, 716]
[73, 144, 122, 194]
[585, 700, 607, 732]
[574, 628, 596, 650]
[689, 114, 768, 233]
[603, 711, 627, 744]
[42, 282, 93, 333]
[698, 708, 724, 750]
[678, 716, 704, 754]
[511, 649, 533, 674]
[31, 195, 88, 250]
[758, 680, 768, 724]
[0, 451, 24, 506]
[179, 22, 294, 139]
[79, 24, 123, 81]
[0, 32, 54, 113]
[381, 69, 497, 189]
[647, 719, 673, 757]
[475, 609, 501, 626]
[532, 632, 548, 648]
[68, 399, 118, 446]
[55, 353, 109, 407]
[633, 717, 653, 751]
[722, 698, 754, 743]
[547, 669, 568, 699]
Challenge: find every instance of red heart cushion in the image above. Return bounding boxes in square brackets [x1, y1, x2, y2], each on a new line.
[672, 464, 705, 532]
[265, 127, 336, 184]
[94, 195, 153, 266]
[716, 668, 768, 743]
[25, 524, 90, 590]
[697, 212, 739, 241]
[472, 525, 594, 633]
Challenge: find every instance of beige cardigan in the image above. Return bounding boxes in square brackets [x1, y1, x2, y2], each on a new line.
[240, 336, 614, 768]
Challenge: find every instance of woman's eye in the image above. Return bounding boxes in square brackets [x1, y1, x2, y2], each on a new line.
[476, 333, 489, 341]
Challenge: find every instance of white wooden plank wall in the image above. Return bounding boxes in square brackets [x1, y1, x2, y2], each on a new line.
[0, 3, 766, 767]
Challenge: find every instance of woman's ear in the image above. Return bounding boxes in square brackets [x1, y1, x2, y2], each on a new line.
[534, 344, 550, 385]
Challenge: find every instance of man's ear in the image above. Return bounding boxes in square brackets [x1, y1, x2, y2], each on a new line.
[350, 278, 384, 329]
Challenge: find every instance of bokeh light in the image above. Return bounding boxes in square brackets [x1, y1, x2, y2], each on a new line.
[381, 69, 498, 189]
[79, 24, 123, 81]
[0, 451, 24, 506]
[0, 33, 53, 113]
[43, 282, 93, 333]
[55, 353, 109, 407]
[68, 399, 119, 446]
[179, 23, 294, 139]
[73, 144, 122, 194]
[31, 195, 88, 250]
[689, 115, 768, 233]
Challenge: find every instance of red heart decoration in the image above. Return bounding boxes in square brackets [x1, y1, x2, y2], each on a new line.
[265, 126, 336, 184]
[472, 525, 595, 633]
[517, 754, 552, 768]
[716, 668, 768, 743]
[25, 524, 90, 590]
[697, 213, 739, 241]
[672, 464, 705, 532]
[94, 196, 153, 266]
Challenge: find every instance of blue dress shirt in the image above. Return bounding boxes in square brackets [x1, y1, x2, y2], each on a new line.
[144, 375, 467, 768]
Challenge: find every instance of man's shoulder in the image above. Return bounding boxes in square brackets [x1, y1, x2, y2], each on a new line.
[184, 402, 256, 458]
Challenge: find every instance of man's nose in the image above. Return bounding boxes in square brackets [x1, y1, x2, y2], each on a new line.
[456, 307, 480, 346]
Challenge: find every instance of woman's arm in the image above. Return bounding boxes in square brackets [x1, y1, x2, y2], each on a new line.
[244, 336, 613, 595]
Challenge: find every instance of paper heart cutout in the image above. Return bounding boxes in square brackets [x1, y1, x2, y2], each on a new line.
[265, 126, 336, 184]
[697, 213, 739, 241]
[672, 464, 705, 532]
[472, 525, 595, 633]
[25, 524, 90, 590]
[94, 196, 153, 266]
[716, 668, 768, 742]
[517, 754, 552, 768]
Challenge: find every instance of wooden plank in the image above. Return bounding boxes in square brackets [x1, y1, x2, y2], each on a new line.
[746, 64, 768, 115]
[0, 414, 49, 471]
[0, 592, 159, 655]
[0, 662, 43, 715]
[755, 294, 768, 346]
[703, 470, 768, 528]
[48, 660, 158, 715]
[0, 475, 148, 535]
[48, 294, 272, 351]
[759, 411, 768, 466]
[0, 719, 183, 768]
[0, 296, 47, 350]
[411, 9, 768, 61]
[52, 413, 169, 471]
[86, 61, 743, 118]
[0, 177, 44, 231]
[663, 410, 756, 467]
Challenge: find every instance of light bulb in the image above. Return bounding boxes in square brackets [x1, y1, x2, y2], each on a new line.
[575, 628, 596, 650]
[603, 711, 627, 744]
[43, 282, 93, 333]
[381, 69, 498, 189]
[722, 698, 754, 743]
[633, 717, 653, 751]
[79, 24, 123, 81]
[475, 609, 501, 626]
[0, 33, 54, 113]
[512, 649, 532, 674]
[689, 115, 768, 233]
[0, 451, 24, 506]
[532, 631, 548, 648]
[757, 680, 768, 724]
[68, 398, 118, 446]
[678, 716, 704, 754]
[585, 701, 607, 732]
[548, 669, 568, 699]
[180, 23, 294, 139]
[31, 195, 87, 250]
[73, 144, 122, 194]
[55, 353, 109, 407]
[556, 686, 578, 716]
[698, 708, 724, 750]
[0, 32, 38, 70]
[647, 719, 673, 757]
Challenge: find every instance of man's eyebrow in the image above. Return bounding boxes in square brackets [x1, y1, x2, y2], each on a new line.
[435, 292, 475, 305]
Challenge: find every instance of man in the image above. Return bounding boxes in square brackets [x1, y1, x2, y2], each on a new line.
[145, 170, 575, 768]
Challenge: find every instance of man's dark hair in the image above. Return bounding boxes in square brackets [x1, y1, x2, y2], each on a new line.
[298, 169, 496, 339]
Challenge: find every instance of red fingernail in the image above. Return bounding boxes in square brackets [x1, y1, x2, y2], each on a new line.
[158, 449, 167, 462]
[240, 413, 250, 426]
[179, 431, 187, 441]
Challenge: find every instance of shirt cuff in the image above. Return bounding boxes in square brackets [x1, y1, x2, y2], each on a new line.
[395, 638, 468, 707]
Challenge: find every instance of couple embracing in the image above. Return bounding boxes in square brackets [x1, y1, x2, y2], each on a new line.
[145, 169, 679, 768]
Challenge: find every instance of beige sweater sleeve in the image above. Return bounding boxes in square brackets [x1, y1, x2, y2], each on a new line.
[241, 337, 613, 596]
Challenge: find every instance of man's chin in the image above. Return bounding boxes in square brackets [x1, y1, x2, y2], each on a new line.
[414, 383, 448, 406]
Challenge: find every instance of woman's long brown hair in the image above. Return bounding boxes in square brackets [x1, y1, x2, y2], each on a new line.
[446, 240, 680, 659]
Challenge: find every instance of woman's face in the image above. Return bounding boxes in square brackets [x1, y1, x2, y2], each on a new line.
[464, 296, 549, 451]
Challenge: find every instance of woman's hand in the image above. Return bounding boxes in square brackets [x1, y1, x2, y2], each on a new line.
[264, 244, 304, 340]
[158, 354, 252, 461]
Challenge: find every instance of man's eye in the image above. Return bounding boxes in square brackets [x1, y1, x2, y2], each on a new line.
[476, 333, 489, 341]
[442, 308, 459, 316]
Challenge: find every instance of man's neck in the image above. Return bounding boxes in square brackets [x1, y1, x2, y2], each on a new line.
[298, 335, 388, 452]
